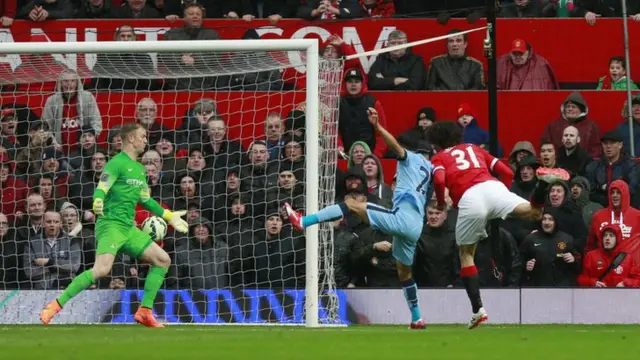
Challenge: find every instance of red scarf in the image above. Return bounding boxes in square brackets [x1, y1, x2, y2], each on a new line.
[601, 75, 613, 90]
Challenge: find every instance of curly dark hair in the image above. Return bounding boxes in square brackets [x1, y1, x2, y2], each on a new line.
[425, 121, 463, 150]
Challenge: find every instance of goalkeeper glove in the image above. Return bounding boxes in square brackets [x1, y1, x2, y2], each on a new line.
[163, 209, 188, 233]
[93, 199, 104, 216]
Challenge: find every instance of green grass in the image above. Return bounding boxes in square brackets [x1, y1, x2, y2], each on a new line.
[2, 325, 639, 360]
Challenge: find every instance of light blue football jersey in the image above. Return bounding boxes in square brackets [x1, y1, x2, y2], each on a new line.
[392, 150, 434, 218]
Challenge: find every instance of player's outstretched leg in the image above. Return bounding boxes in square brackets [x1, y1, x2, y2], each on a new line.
[397, 262, 425, 329]
[134, 242, 171, 328]
[40, 254, 113, 325]
[284, 202, 351, 231]
[458, 244, 488, 329]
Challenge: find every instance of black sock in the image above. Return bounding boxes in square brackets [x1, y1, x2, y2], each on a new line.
[530, 180, 550, 207]
[461, 273, 483, 313]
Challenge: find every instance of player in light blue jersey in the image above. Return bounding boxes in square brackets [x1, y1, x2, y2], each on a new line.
[284, 108, 433, 329]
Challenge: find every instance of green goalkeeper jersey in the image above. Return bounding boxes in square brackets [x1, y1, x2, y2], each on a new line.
[93, 151, 161, 226]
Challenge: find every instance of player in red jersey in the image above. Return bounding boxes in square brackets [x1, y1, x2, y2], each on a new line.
[426, 121, 569, 329]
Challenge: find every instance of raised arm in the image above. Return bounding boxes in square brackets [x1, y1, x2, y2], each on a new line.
[367, 107, 405, 159]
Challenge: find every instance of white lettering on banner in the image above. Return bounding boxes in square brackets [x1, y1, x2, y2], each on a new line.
[0, 29, 20, 70]
[342, 26, 396, 72]
[134, 27, 169, 69]
[84, 28, 97, 70]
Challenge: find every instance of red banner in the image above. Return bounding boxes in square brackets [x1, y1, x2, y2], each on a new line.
[0, 18, 638, 83]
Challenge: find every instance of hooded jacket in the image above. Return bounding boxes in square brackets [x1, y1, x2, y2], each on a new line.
[570, 176, 603, 229]
[509, 154, 540, 201]
[175, 217, 229, 289]
[396, 107, 433, 153]
[519, 208, 581, 287]
[540, 92, 601, 157]
[41, 70, 102, 147]
[496, 48, 558, 90]
[507, 141, 536, 171]
[614, 93, 640, 155]
[367, 47, 426, 91]
[362, 154, 393, 208]
[346, 140, 372, 168]
[557, 143, 591, 177]
[585, 149, 639, 208]
[546, 180, 588, 252]
[23, 231, 81, 290]
[578, 224, 640, 287]
[339, 78, 388, 159]
[587, 180, 640, 252]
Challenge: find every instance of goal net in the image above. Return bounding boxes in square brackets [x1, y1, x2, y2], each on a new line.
[0, 38, 344, 326]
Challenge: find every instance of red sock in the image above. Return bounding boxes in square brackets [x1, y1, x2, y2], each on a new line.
[460, 265, 478, 278]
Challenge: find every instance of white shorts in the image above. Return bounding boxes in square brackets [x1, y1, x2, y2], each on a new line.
[456, 180, 529, 246]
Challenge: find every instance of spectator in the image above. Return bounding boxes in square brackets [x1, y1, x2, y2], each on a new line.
[240, 140, 279, 216]
[332, 219, 359, 288]
[174, 217, 229, 289]
[578, 225, 640, 288]
[74, 0, 114, 18]
[266, 169, 304, 216]
[1, 103, 39, 149]
[202, 117, 245, 174]
[557, 125, 591, 177]
[133, 98, 168, 146]
[184, 146, 207, 182]
[298, 0, 361, 19]
[160, 3, 220, 90]
[338, 68, 388, 159]
[0, 0, 15, 26]
[15, 193, 45, 246]
[597, 56, 638, 91]
[38, 147, 71, 195]
[0, 108, 20, 152]
[23, 210, 81, 289]
[68, 148, 108, 224]
[68, 126, 97, 171]
[498, 0, 544, 17]
[539, 141, 558, 169]
[0, 213, 19, 288]
[280, 134, 305, 182]
[454, 221, 522, 288]
[179, 98, 218, 147]
[112, 0, 161, 18]
[362, 154, 393, 207]
[615, 94, 640, 155]
[541, 92, 601, 158]
[586, 131, 639, 207]
[359, 0, 394, 17]
[107, 126, 122, 157]
[396, 107, 435, 153]
[283, 110, 306, 139]
[18, 0, 73, 21]
[569, 176, 603, 229]
[152, 131, 185, 178]
[544, 0, 577, 17]
[497, 39, 558, 90]
[13, 35, 68, 93]
[426, 29, 485, 90]
[510, 154, 540, 200]
[33, 172, 67, 212]
[577, 0, 639, 25]
[346, 141, 370, 169]
[519, 208, 581, 287]
[162, 0, 243, 19]
[368, 30, 426, 91]
[457, 103, 503, 157]
[171, 172, 200, 211]
[264, 112, 284, 161]
[546, 181, 588, 251]
[507, 140, 536, 172]
[92, 25, 158, 91]
[0, 161, 27, 222]
[587, 180, 640, 252]
[15, 122, 54, 176]
[60, 201, 95, 272]
[144, 161, 173, 205]
[413, 201, 456, 287]
[207, 167, 243, 227]
[224, 29, 284, 91]
[238, 0, 298, 23]
[41, 69, 102, 155]
[141, 149, 168, 184]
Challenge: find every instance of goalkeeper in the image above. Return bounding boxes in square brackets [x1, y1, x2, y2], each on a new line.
[39, 123, 189, 328]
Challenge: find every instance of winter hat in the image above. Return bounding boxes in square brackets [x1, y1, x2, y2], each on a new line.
[457, 103, 476, 119]
[417, 107, 436, 122]
[42, 147, 64, 161]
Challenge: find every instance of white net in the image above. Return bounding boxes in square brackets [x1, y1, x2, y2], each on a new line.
[0, 40, 344, 325]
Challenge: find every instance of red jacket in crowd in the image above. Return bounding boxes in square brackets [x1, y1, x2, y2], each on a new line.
[587, 180, 640, 252]
[1, 175, 27, 222]
[578, 224, 640, 287]
[0, 0, 16, 19]
[359, 0, 395, 17]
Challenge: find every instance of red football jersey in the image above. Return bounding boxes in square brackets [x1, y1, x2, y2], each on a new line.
[431, 144, 499, 207]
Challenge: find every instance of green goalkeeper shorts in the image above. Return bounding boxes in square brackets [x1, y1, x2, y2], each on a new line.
[95, 220, 153, 259]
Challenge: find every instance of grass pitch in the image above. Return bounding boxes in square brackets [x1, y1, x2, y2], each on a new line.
[2, 324, 639, 360]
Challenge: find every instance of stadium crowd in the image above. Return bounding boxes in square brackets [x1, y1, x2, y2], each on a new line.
[1, 0, 640, 292]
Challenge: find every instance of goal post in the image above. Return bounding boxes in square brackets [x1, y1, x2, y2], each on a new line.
[0, 38, 342, 327]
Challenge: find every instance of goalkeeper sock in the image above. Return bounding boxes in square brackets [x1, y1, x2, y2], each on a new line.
[141, 266, 168, 309]
[302, 203, 348, 228]
[57, 270, 95, 307]
[461, 265, 483, 313]
[401, 278, 421, 322]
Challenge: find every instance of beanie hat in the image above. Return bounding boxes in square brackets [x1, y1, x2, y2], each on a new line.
[457, 103, 476, 119]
